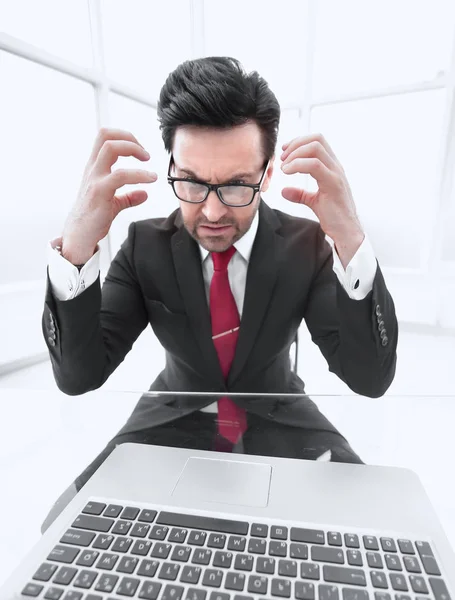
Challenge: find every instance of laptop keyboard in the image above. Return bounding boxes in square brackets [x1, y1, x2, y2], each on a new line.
[21, 500, 452, 600]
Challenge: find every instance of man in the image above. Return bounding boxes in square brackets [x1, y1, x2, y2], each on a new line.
[42, 57, 398, 529]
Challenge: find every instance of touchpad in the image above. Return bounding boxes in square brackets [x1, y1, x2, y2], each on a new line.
[172, 457, 272, 507]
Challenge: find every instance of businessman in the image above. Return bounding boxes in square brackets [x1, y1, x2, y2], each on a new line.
[42, 57, 398, 528]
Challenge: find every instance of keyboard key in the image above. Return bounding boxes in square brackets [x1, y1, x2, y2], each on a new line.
[385, 554, 402, 571]
[21, 583, 44, 597]
[410, 575, 429, 594]
[225, 572, 246, 591]
[139, 581, 162, 600]
[347, 550, 362, 566]
[415, 540, 434, 558]
[138, 508, 158, 523]
[248, 538, 266, 554]
[159, 562, 181, 581]
[323, 565, 366, 585]
[380, 537, 397, 553]
[213, 550, 233, 568]
[53, 566, 77, 585]
[131, 522, 151, 538]
[319, 585, 340, 600]
[82, 501, 106, 515]
[248, 575, 268, 595]
[203, 569, 224, 588]
[210, 594, 229, 600]
[374, 594, 391, 600]
[186, 589, 207, 600]
[269, 541, 287, 557]
[172, 545, 192, 562]
[398, 539, 415, 554]
[117, 576, 140, 596]
[192, 548, 212, 565]
[112, 520, 133, 535]
[76, 549, 99, 567]
[170, 528, 188, 543]
[271, 578, 291, 597]
[112, 536, 134, 553]
[278, 559, 297, 577]
[403, 555, 421, 573]
[189, 530, 207, 546]
[44, 587, 64, 599]
[92, 534, 114, 550]
[60, 529, 95, 547]
[208, 533, 227, 549]
[370, 570, 388, 589]
[271, 526, 288, 540]
[151, 542, 172, 558]
[344, 534, 360, 549]
[94, 573, 119, 593]
[328, 533, 342, 547]
[228, 536, 246, 552]
[295, 581, 315, 600]
[291, 527, 325, 545]
[311, 546, 344, 564]
[233, 596, 252, 600]
[429, 577, 452, 600]
[72, 514, 114, 533]
[73, 569, 97, 588]
[131, 539, 152, 555]
[234, 554, 254, 571]
[251, 523, 268, 538]
[120, 506, 140, 520]
[103, 504, 123, 518]
[149, 525, 169, 540]
[342, 590, 369, 600]
[290, 543, 308, 560]
[390, 573, 408, 591]
[32, 563, 58, 582]
[137, 559, 159, 577]
[96, 552, 119, 571]
[162, 584, 185, 600]
[367, 552, 383, 569]
[83, 595, 102, 600]
[257, 557, 275, 574]
[157, 511, 249, 535]
[300, 563, 320, 580]
[421, 555, 441, 575]
[395, 596, 411, 600]
[363, 535, 379, 551]
[181, 565, 202, 584]
[117, 556, 139, 574]
[48, 545, 80, 564]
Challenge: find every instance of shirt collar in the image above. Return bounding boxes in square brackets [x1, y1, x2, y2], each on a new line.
[199, 209, 259, 263]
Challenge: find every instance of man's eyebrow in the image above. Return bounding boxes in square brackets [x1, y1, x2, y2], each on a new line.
[176, 165, 256, 181]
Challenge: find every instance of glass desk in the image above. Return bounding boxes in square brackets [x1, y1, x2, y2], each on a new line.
[1, 388, 454, 594]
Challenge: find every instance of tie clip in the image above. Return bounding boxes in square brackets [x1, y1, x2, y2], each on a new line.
[212, 326, 240, 340]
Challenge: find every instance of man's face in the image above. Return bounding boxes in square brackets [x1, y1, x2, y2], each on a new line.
[171, 121, 274, 253]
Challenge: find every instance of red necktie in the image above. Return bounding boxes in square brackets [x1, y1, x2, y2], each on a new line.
[210, 247, 247, 445]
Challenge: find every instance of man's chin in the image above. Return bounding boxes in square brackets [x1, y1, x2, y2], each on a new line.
[194, 226, 238, 252]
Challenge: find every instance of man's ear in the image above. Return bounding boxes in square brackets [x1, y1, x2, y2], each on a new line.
[262, 155, 274, 193]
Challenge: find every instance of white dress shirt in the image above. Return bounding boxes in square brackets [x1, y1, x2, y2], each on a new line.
[48, 210, 378, 413]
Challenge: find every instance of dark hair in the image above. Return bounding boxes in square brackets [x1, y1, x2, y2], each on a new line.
[157, 56, 280, 161]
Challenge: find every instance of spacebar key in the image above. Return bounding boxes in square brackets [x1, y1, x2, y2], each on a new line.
[323, 565, 366, 586]
[157, 511, 249, 535]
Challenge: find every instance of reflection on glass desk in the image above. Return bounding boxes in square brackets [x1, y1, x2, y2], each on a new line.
[1, 388, 455, 594]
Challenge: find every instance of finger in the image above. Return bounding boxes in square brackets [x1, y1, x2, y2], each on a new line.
[88, 128, 147, 167]
[282, 157, 332, 182]
[281, 133, 337, 162]
[104, 168, 157, 191]
[282, 141, 337, 171]
[113, 189, 149, 216]
[94, 141, 151, 176]
[281, 186, 316, 206]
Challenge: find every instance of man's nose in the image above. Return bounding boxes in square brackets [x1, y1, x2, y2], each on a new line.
[201, 190, 228, 222]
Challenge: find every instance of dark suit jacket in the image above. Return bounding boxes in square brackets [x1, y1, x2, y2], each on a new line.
[43, 199, 398, 437]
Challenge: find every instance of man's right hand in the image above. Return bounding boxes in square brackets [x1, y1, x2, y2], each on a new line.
[61, 128, 157, 265]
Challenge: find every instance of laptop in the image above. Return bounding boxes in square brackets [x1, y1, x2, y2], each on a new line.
[2, 404, 454, 599]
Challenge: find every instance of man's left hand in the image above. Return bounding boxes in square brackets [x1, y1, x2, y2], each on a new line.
[280, 133, 364, 247]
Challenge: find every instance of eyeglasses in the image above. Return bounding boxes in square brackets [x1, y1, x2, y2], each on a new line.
[167, 155, 270, 208]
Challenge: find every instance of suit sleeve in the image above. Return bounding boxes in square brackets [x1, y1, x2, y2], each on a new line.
[302, 225, 398, 398]
[42, 222, 149, 395]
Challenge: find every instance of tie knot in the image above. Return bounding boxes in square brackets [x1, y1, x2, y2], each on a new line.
[211, 246, 236, 271]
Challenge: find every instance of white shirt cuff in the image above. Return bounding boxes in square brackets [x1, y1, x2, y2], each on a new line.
[331, 234, 377, 300]
[47, 238, 101, 301]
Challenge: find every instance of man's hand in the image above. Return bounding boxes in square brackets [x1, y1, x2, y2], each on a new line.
[280, 133, 365, 265]
[61, 128, 157, 265]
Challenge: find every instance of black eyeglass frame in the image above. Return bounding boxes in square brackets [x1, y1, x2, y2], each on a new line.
[167, 155, 270, 208]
